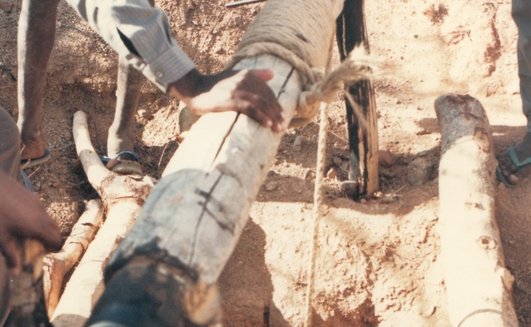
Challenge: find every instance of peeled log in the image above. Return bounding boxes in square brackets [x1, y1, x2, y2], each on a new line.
[51, 111, 154, 327]
[435, 94, 518, 327]
[43, 199, 103, 318]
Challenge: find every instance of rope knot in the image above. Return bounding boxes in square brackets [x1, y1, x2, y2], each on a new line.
[291, 46, 380, 128]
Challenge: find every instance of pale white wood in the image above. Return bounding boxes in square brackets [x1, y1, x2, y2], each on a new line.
[43, 199, 103, 318]
[51, 201, 142, 326]
[72, 111, 110, 190]
[435, 94, 518, 327]
[51, 111, 154, 327]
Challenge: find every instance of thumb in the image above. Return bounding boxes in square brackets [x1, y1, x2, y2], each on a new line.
[250, 69, 274, 82]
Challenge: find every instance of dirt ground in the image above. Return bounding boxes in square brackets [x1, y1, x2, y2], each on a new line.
[1, 0, 531, 326]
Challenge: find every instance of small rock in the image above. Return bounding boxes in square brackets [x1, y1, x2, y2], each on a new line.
[0, 1, 13, 13]
[379, 149, 395, 167]
[138, 109, 153, 120]
[340, 180, 358, 198]
[381, 194, 401, 204]
[326, 167, 337, 179]
[380, 167, 400, 178]
[71, 201, 79, 213]
[292, 136, 302, 152]
[418, 150, 429, 157]
[264, 181, 278, 192]
[497, 181, 506, 190]
[332, 156, 343, 166]
[305, 169, 316, 181]
[407, 157, 434, 186]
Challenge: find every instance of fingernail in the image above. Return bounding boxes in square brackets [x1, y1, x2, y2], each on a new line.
[265, 120, 272, 128]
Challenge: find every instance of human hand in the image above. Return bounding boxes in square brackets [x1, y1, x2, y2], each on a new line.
[168, 69, 286, 132]
[0, 170, 62, 274]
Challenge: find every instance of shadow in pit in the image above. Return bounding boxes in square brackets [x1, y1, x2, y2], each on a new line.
[218, 219, 290, 327]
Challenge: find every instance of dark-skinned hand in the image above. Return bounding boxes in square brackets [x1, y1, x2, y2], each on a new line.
[167, 68, 286, 132]
[0, 170, 62, 275]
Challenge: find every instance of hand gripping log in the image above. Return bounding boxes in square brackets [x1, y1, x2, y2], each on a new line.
[93, 0, 347, 325]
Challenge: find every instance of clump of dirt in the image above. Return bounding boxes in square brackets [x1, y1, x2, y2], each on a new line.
[0, 0, 530, 326]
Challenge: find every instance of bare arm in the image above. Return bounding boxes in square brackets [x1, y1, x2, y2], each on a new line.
[65, 0, 285, 131]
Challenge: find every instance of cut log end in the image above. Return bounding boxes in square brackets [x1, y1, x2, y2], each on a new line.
[435, 94, 518, 327]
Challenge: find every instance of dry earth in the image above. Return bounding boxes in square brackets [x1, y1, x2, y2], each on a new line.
[1, 0, 531, 326]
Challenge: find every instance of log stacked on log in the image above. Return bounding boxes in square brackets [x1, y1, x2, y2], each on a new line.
[435, 94, 518, 327]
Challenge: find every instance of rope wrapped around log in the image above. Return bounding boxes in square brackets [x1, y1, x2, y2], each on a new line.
[224, 0, 378, 128]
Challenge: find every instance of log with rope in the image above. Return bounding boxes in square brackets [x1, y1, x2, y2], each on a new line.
[39, 0, 378, 325]
[92, 0, 377, 325]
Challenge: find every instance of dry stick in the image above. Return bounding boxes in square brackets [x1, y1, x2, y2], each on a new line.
[157, 141, 169, 171]
[42, 199, 103, 318]
[435, 94, 518, 327]
[304, 102, 329, 327]
[51, 111, 153, 327]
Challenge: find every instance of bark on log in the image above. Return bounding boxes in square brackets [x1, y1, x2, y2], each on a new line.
[336, 0, 379, 198]
[435, 94, 518, 327]
[43, 199, 103, 318]
[50, 111, 153, 327]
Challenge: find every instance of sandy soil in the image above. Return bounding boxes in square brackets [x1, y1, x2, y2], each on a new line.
[1, 0, 530, 326]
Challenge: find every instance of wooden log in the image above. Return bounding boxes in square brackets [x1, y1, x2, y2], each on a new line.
[50, 111, 153, 327]
[106, 54, 302, 287]
[336, 0, 379, 198]
[435, 94, 518, 327]
[43, 199, 103, 318]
